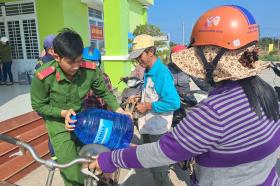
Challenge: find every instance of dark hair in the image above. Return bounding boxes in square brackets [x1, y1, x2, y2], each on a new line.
[53, 28, 84, 61]
[144, 46, 156, 55]
[239, 76, 279, 121]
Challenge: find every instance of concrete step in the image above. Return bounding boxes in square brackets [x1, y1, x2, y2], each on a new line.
[0, 111, 49, 183]
[0, 124, 48, 164]
[0, 140, 49, 183]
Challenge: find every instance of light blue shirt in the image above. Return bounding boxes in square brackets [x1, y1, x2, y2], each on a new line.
[143, 58, 180, 113]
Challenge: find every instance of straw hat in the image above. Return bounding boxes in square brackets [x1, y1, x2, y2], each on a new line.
[171, 45, 270, 83]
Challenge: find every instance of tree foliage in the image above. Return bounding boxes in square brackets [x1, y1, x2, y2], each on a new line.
[132, 24, 171, 63]
[133, 24, 163, 37]
[132, 24, 166, 48]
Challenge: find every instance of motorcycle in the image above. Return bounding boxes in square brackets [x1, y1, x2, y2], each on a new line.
[119, 76, 208, 128]
[119, 76, 143, 128]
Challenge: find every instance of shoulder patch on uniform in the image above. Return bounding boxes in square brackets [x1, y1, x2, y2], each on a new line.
[81, 61, 96, 70]
[36, 66, 55, 80]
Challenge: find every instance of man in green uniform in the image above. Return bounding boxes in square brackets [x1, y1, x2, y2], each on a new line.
[30, 28, 128, 186]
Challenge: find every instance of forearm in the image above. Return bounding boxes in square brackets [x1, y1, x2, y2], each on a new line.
[32, 103, 62, 118]
[97, 131, 193, 173]
[152, 99, 180, 113]
[101, 93, 120, 111]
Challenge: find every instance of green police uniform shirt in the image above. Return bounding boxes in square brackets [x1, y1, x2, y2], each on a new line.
[31, 60, 120, 119]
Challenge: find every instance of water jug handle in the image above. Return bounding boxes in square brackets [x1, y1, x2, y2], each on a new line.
[69, 115, 76, 127]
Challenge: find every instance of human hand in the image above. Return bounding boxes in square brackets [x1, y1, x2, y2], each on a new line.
[88, 156, 102, 173]
[83, 159, 114, 184]
[136, 102, 152, 114]
[115, 107, 133, 119]
[61, 109, 76, 131]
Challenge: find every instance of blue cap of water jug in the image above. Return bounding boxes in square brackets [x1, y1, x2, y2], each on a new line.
[69, 115, 76, 127]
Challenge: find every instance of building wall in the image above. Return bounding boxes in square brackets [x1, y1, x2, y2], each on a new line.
[103, 0, 153, 90]
[0, 0, 90, 82]
[36, 0, 90, 51]
[128, 0, 145, 32]
[0, 0, 153, 86]
[62, 0, 89, 46]
[103, 0, 130, 90]
[0, 0, 17, 3]
[35, 0, 64, 49]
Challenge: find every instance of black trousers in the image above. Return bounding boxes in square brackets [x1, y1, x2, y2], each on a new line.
[2, 61, 13, 82]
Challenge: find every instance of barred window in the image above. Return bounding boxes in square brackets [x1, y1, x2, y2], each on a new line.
[88, 8, 102, 19]
[88, 7, 104, 50]
[23, 19, 39, 59]
[0, 22, 5, 37]
[7, 20, 24, 59]
[5, 2, 34, 16]
[1, 1, 39, 60]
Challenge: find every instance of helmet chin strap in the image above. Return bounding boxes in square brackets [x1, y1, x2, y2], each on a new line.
[197, 46, 227, 85]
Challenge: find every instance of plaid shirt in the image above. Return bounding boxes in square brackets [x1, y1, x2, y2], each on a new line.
[83, 71, 113, 110]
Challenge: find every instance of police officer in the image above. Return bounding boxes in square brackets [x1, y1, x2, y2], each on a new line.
[30, 28, 129, 186]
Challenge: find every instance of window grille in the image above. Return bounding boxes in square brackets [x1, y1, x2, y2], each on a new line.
[88, 7, 104, 50]
[7, 20, 24, 59]
[0, 22, 5, 37]
[5, 2, 34, 16]
[23, 19, 39, 59]
[88, 8, 102, 19]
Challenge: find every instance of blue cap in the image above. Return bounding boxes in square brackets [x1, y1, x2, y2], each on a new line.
[43, 35, 56, 50]
[82, 47, 101, 62]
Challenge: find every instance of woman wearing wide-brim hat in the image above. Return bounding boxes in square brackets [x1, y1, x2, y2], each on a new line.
[88, 5, 280, 186]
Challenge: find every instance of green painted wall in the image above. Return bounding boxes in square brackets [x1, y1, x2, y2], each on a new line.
[36, 0, 89, 49]
[62, 0, 89, 46]
[103, 0, 153, 90]
[103, 0, 128, 56]
[142, 8, 148, 24]
[103, 0, 130, 90]
[128, 0, 144, 31]
[35, 0, 64, 50]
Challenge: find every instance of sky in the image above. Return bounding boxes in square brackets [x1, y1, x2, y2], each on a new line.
[148, 0, 280, 44]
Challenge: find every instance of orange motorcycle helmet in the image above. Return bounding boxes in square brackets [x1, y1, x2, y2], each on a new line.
[191, 5, 259, 50]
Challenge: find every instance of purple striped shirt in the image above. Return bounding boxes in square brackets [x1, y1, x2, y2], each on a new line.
[98, 81, 280, 185]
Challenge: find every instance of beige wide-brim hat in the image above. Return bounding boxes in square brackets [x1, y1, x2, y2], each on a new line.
[129, 34, 155, 59]
[171, 45, 270, 83]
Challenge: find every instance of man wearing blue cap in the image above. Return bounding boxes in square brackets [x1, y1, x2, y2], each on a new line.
[82, 46, 113, 109]
[35, 35, 56, 69]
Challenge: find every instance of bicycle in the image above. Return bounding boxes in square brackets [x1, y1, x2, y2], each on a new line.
[0, 134, 113, 186]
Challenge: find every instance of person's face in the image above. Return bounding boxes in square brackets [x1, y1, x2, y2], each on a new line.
[136, 50, 153, 69]
[47, 48, 55, 56]
[54, 54, 83, 78]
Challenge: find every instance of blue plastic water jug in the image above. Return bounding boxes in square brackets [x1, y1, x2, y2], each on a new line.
[71, 108, 133, 150]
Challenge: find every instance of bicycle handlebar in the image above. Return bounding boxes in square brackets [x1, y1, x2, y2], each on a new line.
[0, 134, 92, 169]
[0, 133, 19, 145]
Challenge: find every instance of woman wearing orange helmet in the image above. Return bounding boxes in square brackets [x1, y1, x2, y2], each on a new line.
[87, 6, 280, 186]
